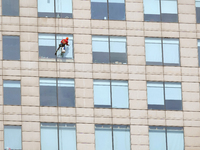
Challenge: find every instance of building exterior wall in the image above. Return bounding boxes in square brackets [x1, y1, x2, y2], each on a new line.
[0, 0, 199, 149]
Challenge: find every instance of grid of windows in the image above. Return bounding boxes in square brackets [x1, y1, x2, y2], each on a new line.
[40, 78, 75, 107]
[38, 33, 73, 60]
[149, 126, 184, 150]
[95, 125, 130, 150]
[143, 0, 178, 22]
[93, 80, 129, 108]
[4, 126, 22, 150]
[91, 0, 125, 20]
[145, 38, 180, 66]
[147, 82, 182, 110]
[38, 0, 73, 18]
[41, 123, 76, 150]
[92, 36, 127, 64]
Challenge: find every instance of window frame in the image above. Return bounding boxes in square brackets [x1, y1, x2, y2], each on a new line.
[95, 124, 131, 150]
[40, 123, 77, 150]
[145, 37, 180, 66]
[3, 35, 20, 61]
[3, 80, 21, 106]
[149, 126, 184, 150]
[4, 125, 22, 150]
[147, 81, 183, 111]
[39, 77, 75, 107]
[93, 79, 129, 109]
[91, 0, 126, 21]
[37, 0, 73, 18]
[143, 0, 178, 23]
[92, 35, 127, 64]
[38, 33, 74, 62]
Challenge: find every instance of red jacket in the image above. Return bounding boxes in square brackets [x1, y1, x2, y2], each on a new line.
[61, 39, 69, 45]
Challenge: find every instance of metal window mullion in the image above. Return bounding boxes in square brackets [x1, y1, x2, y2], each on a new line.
[165, 126, 168, 150]
[107, 0, 109, 20]
[159, 0, 162, 21]
[112, 125, 114, 150]
[108, 36, 111, 63]
[54, 0, 56, 17]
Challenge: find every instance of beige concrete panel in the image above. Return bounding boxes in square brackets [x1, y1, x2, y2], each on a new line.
[38, 18, 55, 27]
[22, 122, 40, 132]
[130, 100, 147, 109]
[146, 66, 163, 75]
[40, 107, 58, 116]
[130, 110, 147, 119]
[21, 42, 38, 52]
[127, 36, 144, 46]
[184, 127, 200, 137]
[94, 109, 112, 118]
[181, 58, 198, 67]
[75, 63, 92, 72]
[180, 38, 197, 48]
[75, 72, 93, 79]
[20, 8, 37, 17]
[76, 108, 94, 117]
[178, 4, 196, 14]
[22, 132, 40, 142]
[148, 110, 165, 119]
[144, 31, 162, 37]
[161, 23, 179, 31]
[74, 34, 91, 44]
[112, 109, 129, 118]
[183, 102, 200, 111]
[109, 29, 127, 36]
[91, 28, 109, 35]
[58, 116, 76, 123]
[185, 137, 200, 147]
[2, 25, 19, 32]
[113, 117, 130, 124]
[74, 28, 91, 34]
[131, 145, 149, 150]
[127, 29, 144, 36]
[182, 92, 199, 102]
[21, 96, 39, 106]
[22, 115, 40, 122]
[21, 51, 38, 61]
[128, 56, 146, 65]
[182, 67, 198, 76]
[56, 19, 73, 28]
[126, 2, 143, 12]
[76, 88, 93, 98]
[2, 16, 19, 25]
[131, 135, 149, 145]
[23, 142, 40, 150]
[77, 116, 94, 123]
[94, 117, 112, 124]
[20, 0, 37, 7]
[73, 10, 91, 19]
[77, 133, 94, 143]
[77, 144, 95, 150]
[3, 69, 21, 76]
[22, 106, 39, 115]
[180, 48, 198, 58]
[146, 74, 164, 81]
[74, 44, 92, 54]
[161, 31, 179, 38]
[4, 106, 21, 115]
[92, 64, 110, 73]
[166, 120, 184, 126]
[74, 53, 92, 63]
[180, 24, 196, 32]
[182, 82, 199, 92]
[129, 90, 147, 100]
[179, 14, 196, 23]
[21, 86, 39, 97]
[93, 72, 110, 79]
[182, 76, 199, 82]
[73, 0, 90, 10]
[148, 119, 166, 126]
[3, 61, 20, 69]
[76, 98, 93, 108]
[126, 12, 144, 21]
[74, 19, 91, 28]
[4, 114, 21, 121]
[40, 115, 58, 122]
[180, 32, 197, 38]
[109, 21, 126, 30]
[129, 81, 146, 90]
[178, 0, 195, 5]
[91, 20, 108, 29]
[75, 79, 93, 89]
[129, 65, 145, 74]
[21, 32, 37, 42]
[20, 26, 37, 32]
[58, 108, 76, 116]
[21, 77, 39, 87]
[111, 64, 128, 73]
[77, 124, 94, 134]
[166, 111, 183, 120]
[127, 22, 144, 30]
[131, 118, 148, 125]
[131, 125, 148, 135]
[184, 112, 200, 121]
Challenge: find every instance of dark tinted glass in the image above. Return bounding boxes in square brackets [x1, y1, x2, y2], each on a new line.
[165, 100, 182, 110]
[2, 0, 19, 16]
[161, 14, 178, 23]
[108, 2, 125, 20]
[197, 7, 200, 23]
[58, 79, 75, 107]
[91, 2, 108, 20]
[110, 53, 127, 64]
[144, 14, 161, 22]
[3, 80, 21, 105]
[3, 36, 20, 60]
[93, 52, 110, 63]
[56, 13, 73, 18]
[40, 78, 57, 106]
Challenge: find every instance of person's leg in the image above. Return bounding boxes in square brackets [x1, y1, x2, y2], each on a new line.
[55, 44, 62, 55]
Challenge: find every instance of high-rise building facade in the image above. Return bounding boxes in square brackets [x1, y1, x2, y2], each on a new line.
[0, 0, 200, 149]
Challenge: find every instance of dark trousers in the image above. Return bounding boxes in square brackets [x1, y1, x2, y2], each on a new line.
[55, 43, 65, 55]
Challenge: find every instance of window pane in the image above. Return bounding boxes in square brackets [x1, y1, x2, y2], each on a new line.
[110, 37, 127, 64]
[163, 39, 179, 65]
[149, 126, 166, 150]
[92, 36, 109, 63]
[165, 82, 182, 110]
[94, 80, 111, 108]
[56, 0, 73, 18]
[113, 125, 130, 150]
[161, 0, 178, 22]
[143, 0, 161, 22]
[4, 126, 21, 150]
[111, 81, 129, 108]
[3, 80, 21, 105]
[196, 2, 200, 23]
[167, 127, 184, 150]
[95, 125, 112, 150]
[145, 38, 162, 65]
[39, 34, 56, 59]
[38, 0, 54, 17]
[56, 34, 73, 59]
[2, 0, 19, 16]
[58, 79, 75, 107]
[41, 123, 58, 150]
[91, 0, 108, 20]
[40, 78, 57, 106]
[3, 36, 20, 60]
[108, 0, 125, 20]
[147, 82, 164, 110]
[59, 124, 76, 150]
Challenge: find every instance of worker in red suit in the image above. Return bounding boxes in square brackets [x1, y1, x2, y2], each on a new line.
[55, 37, 69, 55]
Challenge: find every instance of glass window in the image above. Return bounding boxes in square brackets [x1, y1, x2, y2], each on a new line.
[58, 79, 75, 107]
[95, 125, 130, 150]
[92, 36, 127, 64]
[147, 82, 164, 110]
[91, 0, 125, 20]
[111, 81, 129, 108]
[4, 126, 22, 150]
[3, 80, 21, 105]
[113, 125, 130, 150]
[196, 0, 200, 23]
[93, 80, 129, 108]
[2, 0, 19, 16]
[198, 40, 200, 66]
[59, 124, 76, 150]
[145, 38, 180, 66]
[40, 78, 57, 106]
[149, 126, 184, 150]
[108, 0, 125, 20]
[147, 82, 182, 110]
[94, 80, 111, 108]
[144, 0, 178, 22]
[38, 0, 73, 18]
[41, 123, 76, 150]
[3, 36, 20, 60]
[39, 33, 73, 60]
